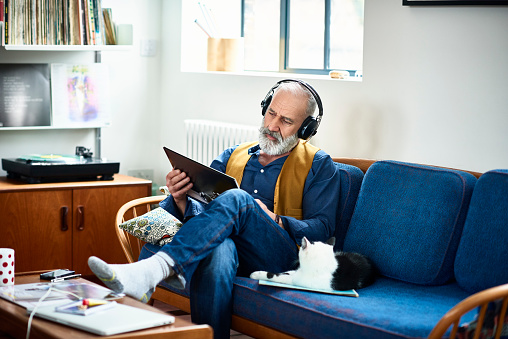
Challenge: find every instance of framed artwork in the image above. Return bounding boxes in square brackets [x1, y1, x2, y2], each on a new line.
[403, 0, 508, 5]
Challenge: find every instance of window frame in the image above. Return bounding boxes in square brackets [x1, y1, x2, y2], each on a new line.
[241, 0, 358, 76]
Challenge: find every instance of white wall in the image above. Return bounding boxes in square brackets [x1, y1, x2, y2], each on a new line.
[1, 0, 507, 186]
[99, 0, 163, 183]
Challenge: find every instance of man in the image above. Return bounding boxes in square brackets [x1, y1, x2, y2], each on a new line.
[89, 79, 340, 339]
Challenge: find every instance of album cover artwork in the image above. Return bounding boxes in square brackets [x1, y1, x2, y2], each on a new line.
[0, 64, 51, 127]
[51, 63, 111, 128]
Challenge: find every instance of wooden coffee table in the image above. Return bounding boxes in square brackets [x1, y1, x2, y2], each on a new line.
[0, 272, 212, 339]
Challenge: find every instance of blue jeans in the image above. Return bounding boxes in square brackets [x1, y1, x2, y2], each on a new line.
[139, 189, 299, 339]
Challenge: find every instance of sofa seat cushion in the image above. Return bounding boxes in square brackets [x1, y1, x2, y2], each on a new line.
[233, 277, 475, 339]
[455, 169, 508, 293]
[343, 161, 476, 285]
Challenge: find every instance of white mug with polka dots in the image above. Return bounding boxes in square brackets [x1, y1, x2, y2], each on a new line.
[0, 248, 15, 286]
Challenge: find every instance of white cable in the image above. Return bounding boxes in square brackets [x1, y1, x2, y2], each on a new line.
[25, 285, 83, 339]
[50, 286, 82, 300]
[26, 286, 53, 339]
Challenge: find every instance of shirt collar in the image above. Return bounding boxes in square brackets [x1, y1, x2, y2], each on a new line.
[247, 144, 290, 166]
[248, 144, 261, 155]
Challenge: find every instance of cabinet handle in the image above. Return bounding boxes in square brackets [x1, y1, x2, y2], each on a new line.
[77, 205, 85, 231]
[60, 206, 69, 231]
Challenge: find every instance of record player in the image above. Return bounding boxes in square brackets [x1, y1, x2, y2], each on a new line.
[2, 147, 120, 184]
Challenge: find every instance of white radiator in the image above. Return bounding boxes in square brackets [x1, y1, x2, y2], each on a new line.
[185, 119, 259, 165]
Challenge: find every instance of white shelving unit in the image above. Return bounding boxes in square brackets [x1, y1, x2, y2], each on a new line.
[0, 125, 107, 131]
[2, 45, 132, 51]
[0, 43, 132, 157]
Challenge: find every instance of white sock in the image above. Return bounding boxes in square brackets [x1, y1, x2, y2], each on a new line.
[88, 254, 173, 303]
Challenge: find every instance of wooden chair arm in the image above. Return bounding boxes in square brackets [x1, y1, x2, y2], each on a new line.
[428, 283, 508, 339]
[115, 195, 166, 263]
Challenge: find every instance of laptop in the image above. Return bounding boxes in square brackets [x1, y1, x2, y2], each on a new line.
[163, 146, 239, 203]
[30, 302, 175, 336]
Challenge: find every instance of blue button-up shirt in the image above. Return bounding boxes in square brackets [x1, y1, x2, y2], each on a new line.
[161, 144, 341, 245]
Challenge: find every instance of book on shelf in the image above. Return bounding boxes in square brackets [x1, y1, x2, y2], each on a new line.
[0, 63, 51, 127]
[102, 8, 116, 45]
[80, 0, 89, 44]
[3, 0, 115, 45]
[68, 0, 82, 45]
[0, 0, 4, 23]
[50, 63, 111, 128]
[92, 0, 103, 45]
[61, 0, 69, 45]
[85, 0, 95, 44]
[2, 0, 6, 46]
[1, 4, 4, 45]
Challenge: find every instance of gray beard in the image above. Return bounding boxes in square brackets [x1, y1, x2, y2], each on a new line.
[258, 126, 299, 156]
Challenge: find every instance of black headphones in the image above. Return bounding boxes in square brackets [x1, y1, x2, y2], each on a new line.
[261, 79, 324, 140]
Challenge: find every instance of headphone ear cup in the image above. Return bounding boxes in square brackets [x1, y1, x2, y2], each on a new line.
[261, 95, 272, 116]
[298, 116, 319, 140]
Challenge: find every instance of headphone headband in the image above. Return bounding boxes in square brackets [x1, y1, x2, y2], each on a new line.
[261, 79, 324, 140]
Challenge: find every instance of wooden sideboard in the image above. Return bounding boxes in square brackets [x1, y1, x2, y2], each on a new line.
[0, 175, 152, 276]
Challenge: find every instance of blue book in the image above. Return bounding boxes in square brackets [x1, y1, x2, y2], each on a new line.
[258, 280, 359, 297]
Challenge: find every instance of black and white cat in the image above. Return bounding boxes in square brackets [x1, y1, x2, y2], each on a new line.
[250, 237, 376, 291]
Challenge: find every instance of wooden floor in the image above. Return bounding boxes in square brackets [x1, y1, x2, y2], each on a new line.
[151, 300, 254, 339]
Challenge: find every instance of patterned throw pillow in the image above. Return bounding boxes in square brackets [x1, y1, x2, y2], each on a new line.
[119, 207, 182, 246]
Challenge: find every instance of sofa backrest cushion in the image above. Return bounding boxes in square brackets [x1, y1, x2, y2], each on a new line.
[454, 169, 508, 293]
[343, 160, 477, 285]
[333, 162, 364, 251]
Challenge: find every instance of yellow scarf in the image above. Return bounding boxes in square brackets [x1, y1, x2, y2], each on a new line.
[225, 140, 319, 219]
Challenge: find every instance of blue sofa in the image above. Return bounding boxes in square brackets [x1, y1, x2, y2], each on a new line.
[146, 159, 508, 338]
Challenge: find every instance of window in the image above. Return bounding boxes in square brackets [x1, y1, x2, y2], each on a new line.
[243, 0, 364, 75]
[180, 0, 364, 76]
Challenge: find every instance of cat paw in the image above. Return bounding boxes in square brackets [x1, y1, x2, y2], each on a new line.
[250, 271, 266, 280]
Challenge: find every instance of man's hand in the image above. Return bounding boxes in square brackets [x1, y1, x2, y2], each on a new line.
[255, 199, 284, 229]
[166, 169, 193, 216]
